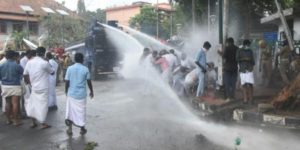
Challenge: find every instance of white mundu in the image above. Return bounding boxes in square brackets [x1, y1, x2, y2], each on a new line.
[24, 57, 54, 123]
[48, 59, 58, 107]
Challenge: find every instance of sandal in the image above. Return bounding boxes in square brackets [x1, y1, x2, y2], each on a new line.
[13, 122, 23, 127]
[40, 124, 52, 130]
[66, 128, 73, 136]
[65, 119, 72, 126]
[30, 123, 38, 129]
[80, 128, 87, 135]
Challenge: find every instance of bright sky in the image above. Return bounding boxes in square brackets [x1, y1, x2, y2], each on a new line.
[55, 0, 168, 11]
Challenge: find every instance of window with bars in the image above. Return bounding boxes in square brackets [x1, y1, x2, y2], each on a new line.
[13, 23, 23, 32]
[29, 22, 38, 35]
[0, 21, 7, 33]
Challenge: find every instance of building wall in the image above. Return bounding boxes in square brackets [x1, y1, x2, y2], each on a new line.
[0, 20, 41, 50]
[106, 7, 141, 27]
[293, 18, 300, 40]
[277, 18, 300, 41]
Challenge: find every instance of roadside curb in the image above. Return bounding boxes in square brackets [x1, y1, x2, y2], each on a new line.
[233, 109, 300, 128]
[192, 98, 241, 120]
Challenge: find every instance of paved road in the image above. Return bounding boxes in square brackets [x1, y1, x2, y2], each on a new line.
[0, 79, 299, 150]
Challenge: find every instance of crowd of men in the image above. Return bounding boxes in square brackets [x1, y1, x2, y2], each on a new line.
[140, 39, 257, 104]
[142, 36, 299, 105]
[1, 36, 298, 136]
[0, 47, 93, 136]
[139, 42, 218, 100]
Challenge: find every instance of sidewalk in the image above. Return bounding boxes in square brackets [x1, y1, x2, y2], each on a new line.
[189, 86, 300, 128]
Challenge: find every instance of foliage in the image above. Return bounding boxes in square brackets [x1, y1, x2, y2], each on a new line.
[85, 9, 106, 23]
[174, 0, 300, 24]
[130, 5, 184, 39]
[11, 31, 27, 50]
[77, 0, 86, 17]
[173, 0, 208, 24]
[84, 141, 98, 150]
[42, 15, 86, 48]
[77, 0, 86, 16]
[233, 0, 300, 16]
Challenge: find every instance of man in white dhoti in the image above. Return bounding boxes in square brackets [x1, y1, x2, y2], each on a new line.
[46, 52, 58, 110]
[24, 47, 54, 129]
[65, 53, 94, 136]
[236, 40, 255, 104]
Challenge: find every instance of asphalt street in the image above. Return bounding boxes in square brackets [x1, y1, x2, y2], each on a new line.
[0, 78, 299, 150]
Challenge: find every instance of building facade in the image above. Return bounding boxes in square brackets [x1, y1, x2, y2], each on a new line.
[105, 2, 172, 27]
[0, 0, 73, 50]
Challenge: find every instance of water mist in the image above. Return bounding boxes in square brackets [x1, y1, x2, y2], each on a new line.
[102, 24, 299, 150]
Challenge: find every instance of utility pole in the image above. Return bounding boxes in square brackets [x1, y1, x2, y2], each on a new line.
[156, 0, 159, 39]
[218, 0, 223, 44]
[275, 0, 294, 50]
[192, 0, 195, 32]
[208, 0, 210, 34]
[223, 0, 229, 44]
[26, 11, 30, 40]
[170, 0, 173, 38]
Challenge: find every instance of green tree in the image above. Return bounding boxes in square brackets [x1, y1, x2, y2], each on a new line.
[85, 9, 106, 23]
[11, 31, 27, 50]
[77, 0, 86, 17]
[174, 0, 208, 24]
[130, 5, 182, 39]
[42, 15, 86, 47]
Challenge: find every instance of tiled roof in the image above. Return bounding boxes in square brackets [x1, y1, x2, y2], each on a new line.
[105, 3, 146, 12]
[0, 13, 37, 21]
[0, 0, 73, 16]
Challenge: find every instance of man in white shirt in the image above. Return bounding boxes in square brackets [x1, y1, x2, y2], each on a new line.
[24, 47, 54, 129]
[20, 50, 30, 69]
[46, 52, 58, 110]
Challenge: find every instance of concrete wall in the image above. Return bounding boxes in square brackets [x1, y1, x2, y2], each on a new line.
[106, 7, 141, 27]
[293, 18, 300, 40]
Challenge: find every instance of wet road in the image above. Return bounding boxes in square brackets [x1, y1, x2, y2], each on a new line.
[0, 79, 299, 150]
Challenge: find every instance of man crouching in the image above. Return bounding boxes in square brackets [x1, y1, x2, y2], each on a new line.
[65, 53, 94, 136]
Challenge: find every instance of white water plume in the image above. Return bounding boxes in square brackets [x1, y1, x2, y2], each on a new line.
[102, 23, 299, 150]
[119, 24, 173, 51]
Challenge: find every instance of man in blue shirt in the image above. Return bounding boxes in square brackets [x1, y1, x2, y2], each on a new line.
[0, 50, 23, 126]
[65, 53, 94, 136]
[195, 41, 211, 97]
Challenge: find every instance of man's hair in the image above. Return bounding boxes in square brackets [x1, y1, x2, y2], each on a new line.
[26, 50, 31, 56]
[144, 48, 150, 52]
[5, 50, 15, 59]
[226, 38, 234, 45]
[14, 51, 20, 58]
[243, 39, 251, 46]
[36, 47, 46, 57]
[30, 50, 36, 58]
[75, 53, 84, 63]
[21, 52, 26, 58]
[152, 50, 158, 55]
[169, 49, 175, 54]
[203, 41, 211, 49]
[46, 52, 53, 60]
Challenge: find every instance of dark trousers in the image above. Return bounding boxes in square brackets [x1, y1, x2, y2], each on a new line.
[223, 71, 238, 99]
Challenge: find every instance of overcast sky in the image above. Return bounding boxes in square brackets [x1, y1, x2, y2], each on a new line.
[55, 0, 168, 11]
